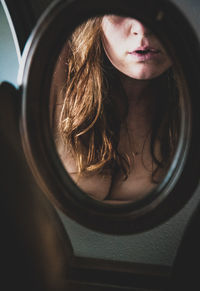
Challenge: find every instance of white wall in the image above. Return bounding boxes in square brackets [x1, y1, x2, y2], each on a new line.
[0, 2, 19, 85]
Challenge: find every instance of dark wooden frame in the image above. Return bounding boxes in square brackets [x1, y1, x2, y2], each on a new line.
[18, 0, 200, 235]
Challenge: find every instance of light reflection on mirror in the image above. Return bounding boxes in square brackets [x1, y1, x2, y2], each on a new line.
[50, 15, 181, 205]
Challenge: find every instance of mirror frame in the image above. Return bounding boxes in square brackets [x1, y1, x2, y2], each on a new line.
[18, 0, 200, 234]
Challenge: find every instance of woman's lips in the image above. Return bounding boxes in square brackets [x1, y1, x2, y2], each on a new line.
[128, 46, 161, 61]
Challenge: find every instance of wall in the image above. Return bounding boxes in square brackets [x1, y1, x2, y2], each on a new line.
[0, 2, 19, 85]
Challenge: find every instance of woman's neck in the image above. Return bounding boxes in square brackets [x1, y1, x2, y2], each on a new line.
[119, 72, 167, 113]
[119, 73, 151, 104]
[119, 73, 164, 137]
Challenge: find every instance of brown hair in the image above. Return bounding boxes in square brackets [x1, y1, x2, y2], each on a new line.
[57, 17, 180, 182]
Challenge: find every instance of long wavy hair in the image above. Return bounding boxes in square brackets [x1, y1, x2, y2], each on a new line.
[56, 16, 180, 183]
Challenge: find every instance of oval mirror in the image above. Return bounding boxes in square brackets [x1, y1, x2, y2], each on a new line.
[51, 14, 180, 205]
[19, 0, 200, 234]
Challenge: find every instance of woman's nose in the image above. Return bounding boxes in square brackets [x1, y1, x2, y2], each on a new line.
[130, 19, 151, 36]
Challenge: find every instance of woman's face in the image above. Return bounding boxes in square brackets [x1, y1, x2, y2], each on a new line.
[101, 15, 172, 80]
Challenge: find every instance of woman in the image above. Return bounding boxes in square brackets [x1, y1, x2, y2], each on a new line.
[51, 15, 180, 203]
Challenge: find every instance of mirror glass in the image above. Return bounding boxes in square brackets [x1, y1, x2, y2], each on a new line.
[50, 15, 181, 205]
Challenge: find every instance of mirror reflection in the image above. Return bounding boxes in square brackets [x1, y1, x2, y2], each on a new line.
[50, 15, 180, 204]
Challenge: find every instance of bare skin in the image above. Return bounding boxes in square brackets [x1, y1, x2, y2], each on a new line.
[106, 75, 162, 202]
[57, 75, 163, 203]
[54, 16, 172, 203]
